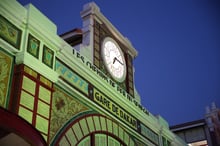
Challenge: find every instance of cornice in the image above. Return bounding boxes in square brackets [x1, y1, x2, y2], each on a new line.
[80, 2, 138, 58]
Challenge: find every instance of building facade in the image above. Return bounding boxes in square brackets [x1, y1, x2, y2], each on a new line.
[170, 102, 220, 146]
[0, 1, 186, 146]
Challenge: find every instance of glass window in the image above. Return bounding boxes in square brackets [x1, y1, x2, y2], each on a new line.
[78, 136, 90, 146]
[95, 134, 107, 146]
[78, 133, 124, 146]
[108, 136, 120, 146]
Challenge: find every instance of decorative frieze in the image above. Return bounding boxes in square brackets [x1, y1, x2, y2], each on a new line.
[0, 15, 22, 50]
[0, 48, 13, 107]
[27, 34, 40, 58]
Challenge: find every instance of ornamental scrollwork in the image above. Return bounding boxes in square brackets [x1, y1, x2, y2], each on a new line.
[50, 85, 89, 141]
[0, 51, 12, 107]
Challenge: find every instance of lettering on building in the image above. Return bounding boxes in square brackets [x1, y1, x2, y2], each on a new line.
[93, 87, 138, 130]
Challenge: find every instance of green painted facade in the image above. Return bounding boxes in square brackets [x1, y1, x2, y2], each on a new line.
[0, 0, 186, 145]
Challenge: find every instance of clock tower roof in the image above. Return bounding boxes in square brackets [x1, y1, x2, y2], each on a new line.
[80, 2, 138, 59]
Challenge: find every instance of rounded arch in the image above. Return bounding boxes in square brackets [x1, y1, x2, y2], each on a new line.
[76, 132, 127, 146]
[52, 114, 135, 146]
[0, 107, 47, 146]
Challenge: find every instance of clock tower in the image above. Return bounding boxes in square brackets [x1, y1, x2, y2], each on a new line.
[101, 37, 127, 83]
[80, 2, 138, 99]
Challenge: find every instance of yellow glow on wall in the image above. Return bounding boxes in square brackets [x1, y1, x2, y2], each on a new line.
[18, 106, 33, 123]
[22, 76, 36, 94]
[24, 66, 37, 78]
[40, 76, 52, 87]
[20, 91, 34, 110]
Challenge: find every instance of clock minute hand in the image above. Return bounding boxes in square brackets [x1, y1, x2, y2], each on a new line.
[113, 57, 124, 65]
[117, 58, 124, 65]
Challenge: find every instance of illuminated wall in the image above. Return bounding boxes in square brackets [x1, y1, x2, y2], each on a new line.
[0, 1, 187, 146]
[11, 65, 53, 141]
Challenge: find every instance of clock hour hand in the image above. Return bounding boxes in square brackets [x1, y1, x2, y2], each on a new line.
[113, 57, 124, 65]
[113, 57, 116, 64]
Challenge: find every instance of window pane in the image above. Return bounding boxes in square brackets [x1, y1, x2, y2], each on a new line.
[36, 115, 48, 134]
[39, 85, 51, 103]
[108, 136, 120, 146]
[18, 106, 33, 123]
[22, 76, 36, 94]
[37, 100, 50, 118]
[78, 136, 90, 146]
[95, 134, 107, 146]
[20, 90, 34, 110]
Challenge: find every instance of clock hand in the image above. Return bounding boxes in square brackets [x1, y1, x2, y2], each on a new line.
[117, 58, 124, 65]
[113, 57, 116, 64]
[113, 57, 124, 65]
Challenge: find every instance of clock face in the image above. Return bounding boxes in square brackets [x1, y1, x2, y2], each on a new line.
[102, 37, 126, 82]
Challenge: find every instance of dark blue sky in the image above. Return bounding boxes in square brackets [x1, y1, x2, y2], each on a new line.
[18, 0, 220, 126]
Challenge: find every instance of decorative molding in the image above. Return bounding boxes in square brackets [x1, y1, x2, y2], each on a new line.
[50, 85, 89, 142]
[27, 34, 40, 59]
[81, 2, 137, 58]
[0, 15, 22, 50]
[0, 107, 47, 146]
[42, 45, 54, 69]
[0, 48, 13, 107]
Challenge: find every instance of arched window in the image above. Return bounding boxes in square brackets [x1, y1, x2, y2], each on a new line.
[53, 114, 135, 146]
[77, 133, 125, 146]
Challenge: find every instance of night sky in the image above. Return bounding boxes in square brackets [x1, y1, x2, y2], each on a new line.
[17, 0, 220, 126]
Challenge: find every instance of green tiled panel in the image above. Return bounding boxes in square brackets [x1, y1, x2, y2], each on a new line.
[36, 115, 48, 134]
[37, 100, 50, 118]
[20, 91, 34, 110]
[22, 76, 36, 94]
[18, 106, 33, 124]
[39, 85, 51, 104]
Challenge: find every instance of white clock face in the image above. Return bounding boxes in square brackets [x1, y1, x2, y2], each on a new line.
[102, 37, 126, 82]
